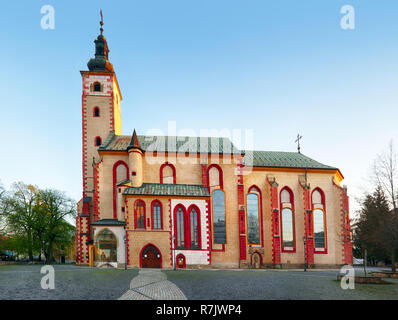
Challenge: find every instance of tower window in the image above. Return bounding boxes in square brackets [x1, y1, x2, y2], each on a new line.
[93, 82, 102, 92]
[95, 136, 102, 146]
[93, 107, 100, 117]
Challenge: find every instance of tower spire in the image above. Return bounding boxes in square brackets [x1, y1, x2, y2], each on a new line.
[87, 10, 114, 73]
[100, 9, 104, 35]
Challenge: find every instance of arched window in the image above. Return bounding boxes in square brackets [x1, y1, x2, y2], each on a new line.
[247, 193, 260, 245]
[112, 161, 129, 219]
[93, 106, 100, 117]
[93, 82, 102, 92]
[175, 206, 185, 248]
[160, 162, 176, 184]
[189, 206, 201, 249]
[151, 200, 162, 230]
[207, 164, 223, 189]
[95, 229, 117, 262]
[280, 187, 295, 252]
[135, 200, 146, 229]
[173, 205, 201, 250]
[212, 190, 226, 244]
[95, 136, 102, 147]
[312, 188, 327, 253]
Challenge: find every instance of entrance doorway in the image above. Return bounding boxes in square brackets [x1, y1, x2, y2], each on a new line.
[141, 244, 162, 268]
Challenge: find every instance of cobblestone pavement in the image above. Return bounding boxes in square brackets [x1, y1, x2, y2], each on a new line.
[1, 265, 398, 300]
[119, 269, 187, 300]
[0, 264, 138, 300]
[164, 268, 398, 300]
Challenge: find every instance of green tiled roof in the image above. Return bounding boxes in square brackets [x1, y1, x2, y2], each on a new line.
[99, 131, 241, 154]
[123, 183, 210, 197]
[99, 131, 338, 170]
[243, 151, 337, 170]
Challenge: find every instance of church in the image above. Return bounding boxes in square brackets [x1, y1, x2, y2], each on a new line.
[75, 20, 353, 269]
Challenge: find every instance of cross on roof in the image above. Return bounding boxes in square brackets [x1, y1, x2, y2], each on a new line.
[295, 134, 303, 153]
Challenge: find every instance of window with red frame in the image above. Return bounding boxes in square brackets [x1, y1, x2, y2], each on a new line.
[160, 162, 176, 184]
[135, 200, 145, 229]
[174, 205, 201, 250]
[280, 187, 295, 251]
[152, 201, 162, 229]
[312, 188, 326, 252]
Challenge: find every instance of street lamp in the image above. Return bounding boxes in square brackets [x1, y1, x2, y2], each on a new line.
[123, 233, 127, 271]
[172, 235, 176, 271]
[303, 236, 307, 272]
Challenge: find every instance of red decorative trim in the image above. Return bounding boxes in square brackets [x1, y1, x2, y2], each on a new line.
[151, 200, 163, 230]
[247, 185, 264, 247]
[206, 199, 212, 264]
[169, 199, 173, 267]
[134, 199, 146, 230]
[207, 164, 224, 189]
[201, 164, 208, 187]
[93, 159, 103, 222]
[279, 186, 296, 253]
[311, 187, 328, 254]
[299, 183, 314, 264]
[160, 162, 176, 184]
[237, 159, 246, 261]
[139, 243, 163, 269]
[112, 160, 129, 219]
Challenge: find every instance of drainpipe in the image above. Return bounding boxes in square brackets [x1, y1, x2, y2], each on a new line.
[124, 229, 127, 270]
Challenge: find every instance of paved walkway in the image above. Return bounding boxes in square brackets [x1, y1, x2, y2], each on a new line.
[118, 269, 187, 300]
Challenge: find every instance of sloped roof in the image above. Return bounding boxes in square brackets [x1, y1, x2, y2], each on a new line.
[99, 131, 338, 171]
[243, 150, 337, 169]
[99, 131, 241, 154]
[123, 183, 210, 197]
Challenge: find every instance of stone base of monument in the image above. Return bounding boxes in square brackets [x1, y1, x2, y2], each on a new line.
[371, 271, 398, 279]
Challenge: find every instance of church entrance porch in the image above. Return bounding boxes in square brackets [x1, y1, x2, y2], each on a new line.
[141, 244, 162, 268]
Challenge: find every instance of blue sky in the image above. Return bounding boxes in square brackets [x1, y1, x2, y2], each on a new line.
[0, 1, 397, 217]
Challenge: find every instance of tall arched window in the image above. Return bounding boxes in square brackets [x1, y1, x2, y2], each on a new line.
[95, 229, 117, 262]
[280, 187, 295, 252]
[112, 161, 129, 219]
[312, 188, 327, 253]
[212, 190, 226, 244]
[246, 191, 260, 245]
[160, 162, 176, 184]
[93, 106, 100, 117]
[189, 206, 201, 249]
[135, 200, 146, 229]
[175, 206, 185, 248]
[151, 200, 162, 230]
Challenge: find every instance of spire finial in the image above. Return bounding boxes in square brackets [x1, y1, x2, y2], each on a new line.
[100, 9, 104, 35]
[295, 133, 303, 153]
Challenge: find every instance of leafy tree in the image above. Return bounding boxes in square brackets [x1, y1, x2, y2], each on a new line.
[33, 189, 76, 263]
[0, 182, 40, 261]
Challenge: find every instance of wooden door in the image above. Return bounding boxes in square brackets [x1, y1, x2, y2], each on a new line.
[141, 245, 161, 268]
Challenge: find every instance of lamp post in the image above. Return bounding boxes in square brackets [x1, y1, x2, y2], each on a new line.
[123, 233, 127, 271]
[172, 235, 176, 271]
[303, 236, 307, 272]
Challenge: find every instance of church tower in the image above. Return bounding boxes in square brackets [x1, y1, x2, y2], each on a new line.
[81, 16, 122, 197]
[76, 15, 122, 264]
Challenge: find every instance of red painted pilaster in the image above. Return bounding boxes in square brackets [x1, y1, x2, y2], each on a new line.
[237, 159, 246, 261]
[268, 178, 281, 264]
[301, 182, 314, 265]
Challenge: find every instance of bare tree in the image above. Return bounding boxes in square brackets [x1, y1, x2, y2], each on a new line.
[373, 140, 398, 212]
[372, 140, 398, 272]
